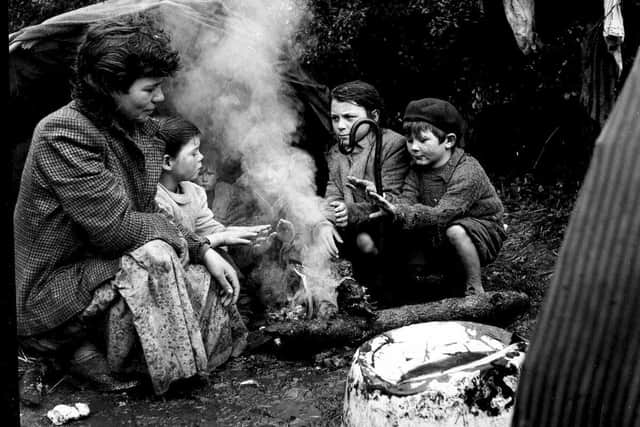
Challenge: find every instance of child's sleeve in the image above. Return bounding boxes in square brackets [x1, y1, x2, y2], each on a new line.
[379, 135, 411, 197]
[154, 185, 212, 263]
[192, 183, 226, 237]
[324, 146, 344, 203]
[394, 162, 483, 229]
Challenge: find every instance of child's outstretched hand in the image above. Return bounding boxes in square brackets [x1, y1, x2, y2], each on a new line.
[366, 191, 398, 217]
[208, 224, 271, 247]
[346, 176, 396, 219]
[346, 176, 376, 198]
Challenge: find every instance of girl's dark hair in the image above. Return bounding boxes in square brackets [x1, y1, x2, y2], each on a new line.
[72, 13, 180, 127]
[331, 80, 384, 122]
[157, 116, 201, 157]
[402, 121, 464, 148]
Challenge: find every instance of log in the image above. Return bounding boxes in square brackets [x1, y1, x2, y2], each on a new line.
[264, 291, 529, 356]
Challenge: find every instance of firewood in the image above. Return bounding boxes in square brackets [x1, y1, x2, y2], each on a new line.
[264, 291, 529, 356]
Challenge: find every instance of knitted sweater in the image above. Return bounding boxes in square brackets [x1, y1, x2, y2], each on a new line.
[392, 148, 504, 230]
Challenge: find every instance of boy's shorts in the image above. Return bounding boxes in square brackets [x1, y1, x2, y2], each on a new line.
[404, 217, 506, 268]
[450, 217, 507, 266]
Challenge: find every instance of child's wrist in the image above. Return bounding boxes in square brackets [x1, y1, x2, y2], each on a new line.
[207, 234, 223, 247]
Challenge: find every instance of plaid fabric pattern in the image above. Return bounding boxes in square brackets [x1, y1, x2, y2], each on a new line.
[392, 148, 505, 230]
[14, 101, 209, 336]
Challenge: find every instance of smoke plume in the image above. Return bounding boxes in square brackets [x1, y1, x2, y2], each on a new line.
[160, 0, 338, 313]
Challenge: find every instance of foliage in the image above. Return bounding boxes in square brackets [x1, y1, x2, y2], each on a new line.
[295, 0, 616, 182]
[8, 0, 638, 182]
[298, 0, 490, 124]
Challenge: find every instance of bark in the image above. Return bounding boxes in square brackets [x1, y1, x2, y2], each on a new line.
[264, 291, 529, 356]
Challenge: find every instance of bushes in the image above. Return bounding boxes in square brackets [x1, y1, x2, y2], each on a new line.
[9, 0, 637, 180]
[297, 0, 631, 181]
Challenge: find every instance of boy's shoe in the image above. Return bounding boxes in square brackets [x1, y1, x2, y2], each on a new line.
[69, 342, 140, 392]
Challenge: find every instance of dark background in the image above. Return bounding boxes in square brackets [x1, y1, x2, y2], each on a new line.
[8, 0, 640, 183]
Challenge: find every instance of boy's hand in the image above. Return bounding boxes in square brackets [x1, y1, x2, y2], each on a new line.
[317, 223, 343, 258]
[330, 201, 348, 227]
[368, 191, 398, 216]
[203, 248, 240, 306]
[347, 176, 395, 219]
[346, 176, 376, 199]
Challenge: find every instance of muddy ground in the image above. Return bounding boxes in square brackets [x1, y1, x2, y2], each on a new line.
[18, 175, 578, 426]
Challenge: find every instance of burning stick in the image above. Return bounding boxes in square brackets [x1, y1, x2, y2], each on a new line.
[290, 262, 314, 319]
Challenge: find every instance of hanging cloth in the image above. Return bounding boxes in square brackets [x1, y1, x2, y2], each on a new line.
[503, 0, 538, 54]
[580, 23, 620, 127]
[603, 0, 625, 75]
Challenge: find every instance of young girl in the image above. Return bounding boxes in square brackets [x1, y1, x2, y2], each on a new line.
[155, 116, 271, 248]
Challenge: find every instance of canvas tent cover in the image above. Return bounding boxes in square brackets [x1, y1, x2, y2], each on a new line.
[8, 0, 332, 198]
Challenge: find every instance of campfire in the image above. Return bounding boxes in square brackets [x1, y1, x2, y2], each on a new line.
[246, 218, 349, 322]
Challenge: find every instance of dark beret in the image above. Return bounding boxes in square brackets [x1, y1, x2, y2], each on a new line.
[403, 98, 465, 137]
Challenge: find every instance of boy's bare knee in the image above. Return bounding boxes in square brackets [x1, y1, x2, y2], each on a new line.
[356, 232, 378, 255]
[446, 225, 469, 245]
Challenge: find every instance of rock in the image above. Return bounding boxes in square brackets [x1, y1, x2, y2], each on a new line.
[46, 403, 90, 425]
[19, 364, 45, 407]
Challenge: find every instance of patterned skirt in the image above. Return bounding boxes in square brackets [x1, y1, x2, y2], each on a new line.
[100, 240, 247, 394]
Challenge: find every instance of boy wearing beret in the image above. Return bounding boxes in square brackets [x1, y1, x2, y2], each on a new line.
[349, 98, 506, 298]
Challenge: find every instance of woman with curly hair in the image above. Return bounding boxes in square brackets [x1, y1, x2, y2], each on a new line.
[14, 13, 247, 395]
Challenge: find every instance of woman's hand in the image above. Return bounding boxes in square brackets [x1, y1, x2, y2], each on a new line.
[316, 223, 343, 258]
[203, 248, 240, 306]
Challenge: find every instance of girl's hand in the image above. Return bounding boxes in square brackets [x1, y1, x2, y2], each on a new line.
[208, 225, 271, 247]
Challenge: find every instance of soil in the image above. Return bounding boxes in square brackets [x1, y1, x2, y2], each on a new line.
[17, 174, 579, 427]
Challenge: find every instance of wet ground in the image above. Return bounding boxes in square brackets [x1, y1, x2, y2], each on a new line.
[19, 350, 351, 426]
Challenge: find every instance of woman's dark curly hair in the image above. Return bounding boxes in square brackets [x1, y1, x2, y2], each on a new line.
[72, 13, 180, 127]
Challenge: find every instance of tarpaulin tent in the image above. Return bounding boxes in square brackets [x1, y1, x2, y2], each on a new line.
[8, 0, 332, 203]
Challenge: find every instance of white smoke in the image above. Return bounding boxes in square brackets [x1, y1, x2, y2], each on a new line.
[160, 0, 338, 312]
